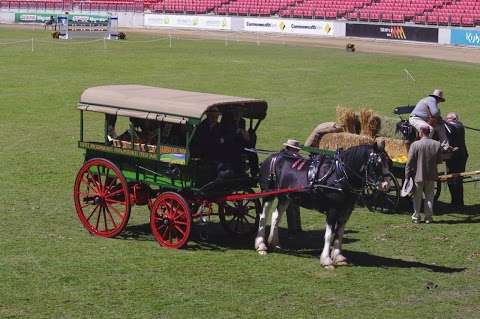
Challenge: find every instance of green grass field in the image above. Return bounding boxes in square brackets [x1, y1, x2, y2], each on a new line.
[0, 26, 479, 318]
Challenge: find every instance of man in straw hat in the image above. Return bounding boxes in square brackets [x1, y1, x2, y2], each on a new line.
[280, 139, 303, 235]
[405, 126, 443, 224]
[409, 89, 450, 150]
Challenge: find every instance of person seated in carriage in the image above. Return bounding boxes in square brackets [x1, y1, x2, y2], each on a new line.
[409, 89, 450, 150]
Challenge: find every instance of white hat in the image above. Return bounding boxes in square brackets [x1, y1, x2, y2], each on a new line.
[401, 177, 415, 197]
[429, 89, 445, 102]
[283, 139, 301, 150]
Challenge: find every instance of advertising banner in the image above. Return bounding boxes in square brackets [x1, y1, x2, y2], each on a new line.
[144, 14, 231, 30]
[346, 23, 438, 42]
[451, 29, 480, 47]
[14, 13, 109, 23]
[244, 18, 334, 36]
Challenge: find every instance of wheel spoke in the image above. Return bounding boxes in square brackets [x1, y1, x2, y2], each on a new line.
[104, 188, 124, 199]
[106, 204, 124, 219]
[81, 176, 98, 194]
[105, 198, 126, 206]
[104, 206, 118, 228]
[95, 205, 102, 230]
[86, 204, 100, 222]
[96, 165, 104, 192]
[86, 170, 101, 193]
[102, 206, 109, 232]
[174, 225, 186, 237]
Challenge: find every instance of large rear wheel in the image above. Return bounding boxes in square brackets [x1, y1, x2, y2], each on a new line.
[73, 158, 131, 237]
[363, 173, 400, 213]
[150, 192, 192, 249]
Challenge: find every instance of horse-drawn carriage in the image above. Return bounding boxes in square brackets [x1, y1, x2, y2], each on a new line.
[73, 85, 268, 248]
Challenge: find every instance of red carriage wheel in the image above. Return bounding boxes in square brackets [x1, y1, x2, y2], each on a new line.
[219, 189, 261, 237]
[150, 192, 192, 249]
[73, 158, 131, 238]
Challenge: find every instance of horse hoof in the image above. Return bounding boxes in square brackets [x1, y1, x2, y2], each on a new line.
[320, 257, 334, 267]
[272, 245, 282, 252]
[324, 265, 335, 270]
[334, 260, 349, 266]
[332, 254, 348, 266]
[257, 250, 268, 256]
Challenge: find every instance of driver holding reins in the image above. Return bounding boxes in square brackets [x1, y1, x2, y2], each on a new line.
[409, 89, 451, 150]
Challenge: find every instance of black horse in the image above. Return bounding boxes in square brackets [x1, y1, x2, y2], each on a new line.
[255, 143, 391, 267]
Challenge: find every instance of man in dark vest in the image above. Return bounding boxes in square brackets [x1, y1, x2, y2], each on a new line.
[444, 112, 469, 208]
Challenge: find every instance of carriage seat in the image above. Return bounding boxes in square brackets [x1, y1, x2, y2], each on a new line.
[393, 105, 415, 115]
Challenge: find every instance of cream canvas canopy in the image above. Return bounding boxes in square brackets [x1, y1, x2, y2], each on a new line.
[78, 85, 268, 124]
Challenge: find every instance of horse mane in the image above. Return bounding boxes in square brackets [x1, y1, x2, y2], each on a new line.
[341, 144, 374, 172]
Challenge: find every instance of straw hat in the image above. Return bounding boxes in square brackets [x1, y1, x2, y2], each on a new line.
[401, 177, 415, 197]
[429, 89, 445, 102]
[283, 139, 301, 150]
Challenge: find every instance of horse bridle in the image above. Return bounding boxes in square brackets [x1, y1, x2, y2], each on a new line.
[336, 150, 388, 194]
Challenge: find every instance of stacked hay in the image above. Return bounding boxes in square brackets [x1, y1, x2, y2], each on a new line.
[375, 136, 409, 163]
[336, 106, 357, 133]
[318, 132, 375, 151]
[359, 108, 381, 137]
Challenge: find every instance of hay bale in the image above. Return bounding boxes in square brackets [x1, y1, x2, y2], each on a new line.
[304, 122, 343, 147]
[319, 132, 375, 151]
[376, 136, 409, 160]
[336, 106, 356, 134]
[359, 108, 382, 137]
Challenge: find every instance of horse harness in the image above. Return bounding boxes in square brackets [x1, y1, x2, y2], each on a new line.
[267, 148, 386, 195]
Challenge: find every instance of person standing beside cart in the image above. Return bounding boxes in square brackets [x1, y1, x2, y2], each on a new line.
[409, 89, 450, 150]
[444, 112, 469, 208]
[405, 126, 443, 224]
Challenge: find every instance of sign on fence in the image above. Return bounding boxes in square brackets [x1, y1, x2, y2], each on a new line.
[243, 18, 334, 36]
[144, 14, 231, 30]
[14, 13, 109, 24]
[346, 23, 438, 42]
[451, 29, 480, 47]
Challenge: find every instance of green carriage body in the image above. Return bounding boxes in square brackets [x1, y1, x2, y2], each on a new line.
[74, 85, 268, 248]
[77, 85, 268, 195]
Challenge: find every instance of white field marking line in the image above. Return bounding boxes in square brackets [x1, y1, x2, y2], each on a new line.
[111, 37, 170, 44]
[0, 39, 32, 45]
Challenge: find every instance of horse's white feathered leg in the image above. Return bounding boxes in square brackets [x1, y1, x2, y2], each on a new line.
[331, 223, 348, 266]
[267, 199, 289, 251]
[320, 222, 334, 267]
[255, 200, 272, 255]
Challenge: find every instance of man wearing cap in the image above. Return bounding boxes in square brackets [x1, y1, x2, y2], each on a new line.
[409, 89, 449, 149]
[405, 126, 443, 224]
[280, 139, 303, 235]
[444, 112, 469, 207]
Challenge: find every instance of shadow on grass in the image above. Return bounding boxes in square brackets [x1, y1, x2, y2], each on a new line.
[117, 223, 466, 273]
[345, 250, 466, 273]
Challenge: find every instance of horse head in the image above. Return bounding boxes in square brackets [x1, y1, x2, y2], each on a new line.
[367, 141, 392, 192]
[341, 142, 392, 192]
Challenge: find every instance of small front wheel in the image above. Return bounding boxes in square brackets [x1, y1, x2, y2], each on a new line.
[150, 192, 192, 249]
[218, 189, 261, 237]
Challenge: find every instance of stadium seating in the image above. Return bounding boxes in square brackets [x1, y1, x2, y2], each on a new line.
[278, 0, 373, 19]
[1, 0, 479, 26]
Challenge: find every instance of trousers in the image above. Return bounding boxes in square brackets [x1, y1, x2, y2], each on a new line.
[412, 180, 435, 221]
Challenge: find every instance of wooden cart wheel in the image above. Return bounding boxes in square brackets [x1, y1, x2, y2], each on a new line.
[73, 158, 131, 238]
[218, 189, 261, 237]
[363, 172, 400, 213]
[150, 192, 191, 249]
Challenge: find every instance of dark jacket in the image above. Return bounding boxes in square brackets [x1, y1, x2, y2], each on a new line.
[445, 120, 468, 161]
